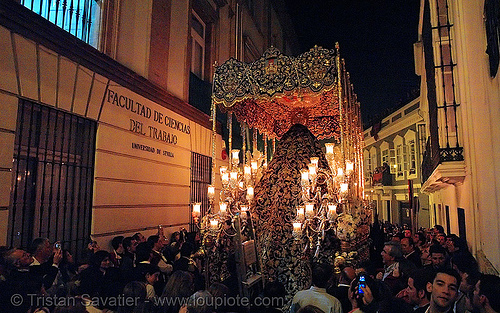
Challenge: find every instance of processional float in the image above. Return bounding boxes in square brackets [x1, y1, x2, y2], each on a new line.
[192, 45, 372, 296]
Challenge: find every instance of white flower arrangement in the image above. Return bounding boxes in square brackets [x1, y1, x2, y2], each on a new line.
[336, 213, 356, 241]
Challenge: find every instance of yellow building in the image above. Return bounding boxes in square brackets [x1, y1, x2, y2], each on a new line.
[363, 98, 430, 230]
[0, 0, 298, 257]
[416, 0, 500, 273]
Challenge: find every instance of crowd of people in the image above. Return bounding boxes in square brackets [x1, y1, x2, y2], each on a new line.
[289, 222, 500, 313]
[0, 223, 499, 313]
[0, 229, 209, 313]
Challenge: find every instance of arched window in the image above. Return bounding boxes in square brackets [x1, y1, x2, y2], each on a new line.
[370, 147, 378, 171]
[364, 149, 372, 178]
[394, 135, 405, 180]
[405, 130, 418, 179]
[380, 141, 390, 167]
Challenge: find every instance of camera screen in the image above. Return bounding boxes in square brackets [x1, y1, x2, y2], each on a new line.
[358, 275, 366, 294]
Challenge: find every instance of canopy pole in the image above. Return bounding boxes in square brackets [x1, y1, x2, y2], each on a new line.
[210, 65, 217, 188]
[336, 42, 345, 171]
[228, 112, 233, 169]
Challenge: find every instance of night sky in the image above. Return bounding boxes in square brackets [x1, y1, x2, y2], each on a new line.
[283, 0, 421, 127]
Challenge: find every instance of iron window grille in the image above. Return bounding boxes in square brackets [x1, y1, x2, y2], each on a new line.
[8, 100, 96, 261]
[421, 0, 464, 183]
[20, 0, 102, 48]
[190, 152, 212, 231]
[432, 0, 462, 152]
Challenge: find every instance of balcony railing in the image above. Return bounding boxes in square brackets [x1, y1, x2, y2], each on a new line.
[421, 137, 464, 183]
[420, 0, 465, 186]
[371, 164, 393, 186]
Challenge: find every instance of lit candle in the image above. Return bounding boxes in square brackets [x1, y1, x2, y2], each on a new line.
[328, 203, 337, 219]
[210, 219, 219, 230]
[305, 203, 315, 218]
[301, 168, 310, 186]
[346, 160, 354, 174]
[340, 183, 348, 193]
[337, 167, 344, 177]
[230, 170, 238, 183]
[293, 222, 302, 234]
[251, 160, 258, 172]
[192, 203, 201, 218]
[231, 149, 240, 165]
[207, 185, 215, 200]
[325, 143, 334, 155]
[308, 163, 317, 178]
[247, 186, 254, 200]
[219, 202, 227, 215]
[310, 157, 319, 167]
[296, 206, 305, 220]
[240, 205, 248, 212]
[222, 171, 229, 184]
[244, 165, 251, 180]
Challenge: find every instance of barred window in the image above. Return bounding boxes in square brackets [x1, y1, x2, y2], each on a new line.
[9, 100, 96, 259]
[190, 152, 212, 231]
[21, 0, 102, 48]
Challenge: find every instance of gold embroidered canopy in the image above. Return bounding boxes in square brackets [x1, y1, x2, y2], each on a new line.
[212, 45, 361, 141]
[203, 46, 370, 298]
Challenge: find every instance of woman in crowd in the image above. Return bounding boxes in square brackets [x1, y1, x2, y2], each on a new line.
[161, 270, 195, 313]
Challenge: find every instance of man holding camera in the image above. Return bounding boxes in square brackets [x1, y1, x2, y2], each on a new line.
[29, 237, 62, 291]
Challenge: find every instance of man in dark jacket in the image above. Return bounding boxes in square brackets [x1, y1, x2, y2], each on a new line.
[29, 237, 62, 291]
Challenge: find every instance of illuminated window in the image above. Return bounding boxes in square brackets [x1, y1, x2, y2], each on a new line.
[397, 144, 404, 177]
[403, 130, 417, 178]
[408, 140, 416, 174]
[22, 0, 102, 48]
[370, 147, 378, 170]
[432, 0, 460, 149]
[389, 149, 396, 174]
[394, 136, 404, 180]
[381, 141, 390, 166]
[364, 149, 372, 177]
[417, 123, 427, 159]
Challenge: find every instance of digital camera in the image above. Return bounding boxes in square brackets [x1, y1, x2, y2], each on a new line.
[358, 275, 366, 294]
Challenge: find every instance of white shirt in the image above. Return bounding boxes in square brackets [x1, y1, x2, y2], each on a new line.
[290, 286, 343, 313]
[382, 262, 399, 281]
